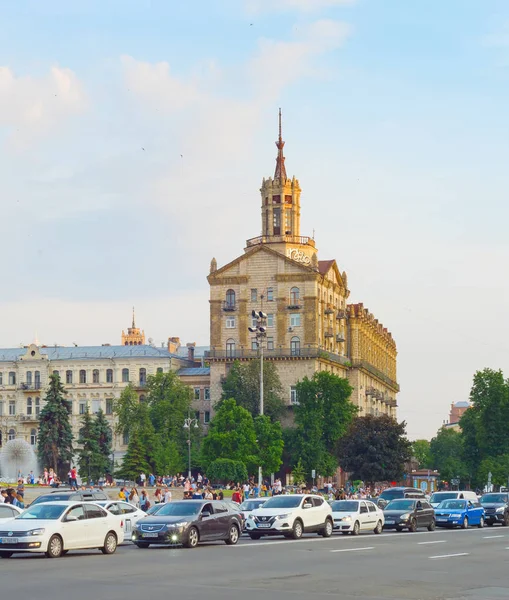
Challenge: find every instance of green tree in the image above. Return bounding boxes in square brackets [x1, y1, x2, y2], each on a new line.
[291, 371, 357, 478]
[94, 409, 113, 476]
[207, 459, 248, 484]
[218, 360, 285, 421]
[429, 427, 468, 484]
[411, 439, 432, 468]
[477, 454, 509, 488]
[339, 415, 412, 485]
[254, 415, 284, 475]
[76, 407, 101, 483]
[291, 458, 306, 486]
[37, 373, 74, 478]
[153, 439, 185, 476]
[116, 430, 151, 481]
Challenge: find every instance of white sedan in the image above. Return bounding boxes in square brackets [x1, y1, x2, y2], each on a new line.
[0, 504, 23, 524]
[0, 501, 124, 559]
[95, 501, 146, 537]
[330, 499, 385, 535]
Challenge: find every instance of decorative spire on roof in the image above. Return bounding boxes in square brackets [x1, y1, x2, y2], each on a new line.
[132, 306, 136, 328]
[274, 108, 287, 181]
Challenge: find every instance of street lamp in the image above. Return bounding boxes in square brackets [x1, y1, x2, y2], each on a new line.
[249, 308, 267, 491]
[183, 417, 199, 479]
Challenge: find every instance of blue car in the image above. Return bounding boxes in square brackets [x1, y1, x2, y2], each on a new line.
[434, 499, 485, 529]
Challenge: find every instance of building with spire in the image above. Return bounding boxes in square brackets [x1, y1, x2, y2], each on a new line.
[121, 308, 145, 346]
[207, 110, 399, 417]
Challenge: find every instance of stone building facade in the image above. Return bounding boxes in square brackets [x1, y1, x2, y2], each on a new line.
[207, 112, 399, 417]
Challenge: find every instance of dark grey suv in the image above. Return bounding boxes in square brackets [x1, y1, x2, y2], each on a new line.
[480, 493, 509, 527]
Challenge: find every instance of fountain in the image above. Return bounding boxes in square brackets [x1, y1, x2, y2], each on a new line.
[0, 439, 39, 483]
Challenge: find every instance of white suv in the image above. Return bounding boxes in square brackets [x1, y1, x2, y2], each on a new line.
[245, 494, 333, 540]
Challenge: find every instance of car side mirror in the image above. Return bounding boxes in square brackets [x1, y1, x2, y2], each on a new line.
[65, 515, 78, 522]
[201, 511, 211, 518]
[303, 503, 313, 509]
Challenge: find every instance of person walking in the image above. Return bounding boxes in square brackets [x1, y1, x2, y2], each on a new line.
[129, 487, 140, 508]
[140, 490, 151, 512]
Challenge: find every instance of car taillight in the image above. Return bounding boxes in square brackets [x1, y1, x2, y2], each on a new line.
[120, 520, 124, 527]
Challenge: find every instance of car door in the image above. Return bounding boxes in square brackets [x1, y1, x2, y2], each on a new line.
[311, 497, 327, 529]
[84, 504, 110, 547]
[198, 503, 216, 541]
[60, 504, 88, 549]
[358, 502, 370, 530]
[366, 502, 379, 529]
[119, 502, 144, 535]
[466, 501, 480, 525]
[212, 502, 232, 539]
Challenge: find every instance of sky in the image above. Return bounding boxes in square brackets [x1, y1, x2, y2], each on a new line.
[2, 0, 509, 440]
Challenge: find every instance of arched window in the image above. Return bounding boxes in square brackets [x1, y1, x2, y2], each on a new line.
[79, 370, 87, 384]
[8, 372, 16, 385]
[106, 369, 113, 383]
[225, 289, 236, 308]
[30, 429, 37, 446]
[122, 431, 129, 446]
[34, 371, 41, 389]
[139, 368, 147, 384]
[290, 336, 301, 356]
[66, 370, 73, 384]
[93, 369, 100, 384]
[157, 367, 163, 374]
[124, 341, 128, 346]
[226, 339, 236, 358]
[8, 429, 15, 441]
[139, 395, 146, 403]
[26, 371, 32, 386]
[290, 287, 300, 304]
[122, 368, 129, 383]
[35, 397, 40, 416]
[27, 397, 33, 415]
[53, 370, 59, 378]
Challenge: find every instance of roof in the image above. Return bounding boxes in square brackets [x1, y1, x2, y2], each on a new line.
[177, 367, 210, 377]
[176, 346, 209, 359]
[454, 401, 470, 408]
[318, 260, 335, 275]
[0, 345, 182, 362]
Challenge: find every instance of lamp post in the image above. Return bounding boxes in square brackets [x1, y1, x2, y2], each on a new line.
[249, 308, 267, 491]
[183, 417, 199, 479]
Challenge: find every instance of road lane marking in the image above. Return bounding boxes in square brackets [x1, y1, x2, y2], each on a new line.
[429, 552, 469, 559]
[330, 547, 374, 553]
[483, 535, 504, 539]
[418, 540, 446, 545]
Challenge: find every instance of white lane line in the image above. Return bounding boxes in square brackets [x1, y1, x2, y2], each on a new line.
[483, 535, 504, 539]
[330, 547, 374, 553]
[429, 552, 469, 560]
[418, 540, 446, 545]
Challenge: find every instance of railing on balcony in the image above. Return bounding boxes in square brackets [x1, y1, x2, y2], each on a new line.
[287, 297, 302, 309]
[324, 304, 335, 315]
[336, 332, 345, 343]
[222, 301, 236, 312]
[246, 235, 316, 248]
[336, 310, 347, 320]
[20, 414, 40, 422]
[353, 360, 400, 391]
[19, 383, 42, 391]
[324, 328, 334, 338]
[205, 347, 352, 367]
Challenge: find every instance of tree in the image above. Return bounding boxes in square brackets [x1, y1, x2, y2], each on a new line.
[94, 409, 113, 476]
[207, 459, 248, 484]
[153, 439, 185, 476]
[339, 415, 412, 485]
[76, 407, 101, 483]
[291, 371, 357, 478]
[411, 439, 432, 468]
[116, 430, 151, 481]
[218, 360, 285, 421]
[254, 415, 284, 475]
[429, 427, 468, 484]
[291, 458, 306, 487]
[37, 373, 74, 478]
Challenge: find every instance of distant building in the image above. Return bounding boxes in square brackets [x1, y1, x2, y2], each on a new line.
[444, 400, 471, 430]
[121, 308, 145, 346]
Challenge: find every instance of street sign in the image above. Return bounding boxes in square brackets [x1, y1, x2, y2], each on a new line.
[311, 469, 316, 479]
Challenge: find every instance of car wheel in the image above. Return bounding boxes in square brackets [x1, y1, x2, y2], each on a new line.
[478, 516, 484, 529]
[225, 524, 240, 545]
[461, 517, 468, 529]
[427, 519, 436, 532]
[46, 535, 63, 558]
[374, 520, 383, 534]
[321, 519, 333, 538]
[0, 552, 13, 558]
[249, 533, 262, 540]
[101, 532, 118, 555]
[291, 519, 303, 539]
[184, 526, 199, 548]
[135, 542, 150, 548]
[352, 521, 360, 536]
[408, 519, 417, 533]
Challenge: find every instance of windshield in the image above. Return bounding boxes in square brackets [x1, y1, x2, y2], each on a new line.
[155, 502, 202, 517]
[379, 489, 404, 500]
[240, 500, 266, 511]
[430, 493, 457, 503]
[18, 504, 67, 520]
[331, 501, 359, 512]
[147, 504, 166, 515]
[385, 499, 415, 510]
[30, 495, 69, 505]
[260, 496, 303, 509]
[481, 494, 508, 504]
[438, 500, 467, 510]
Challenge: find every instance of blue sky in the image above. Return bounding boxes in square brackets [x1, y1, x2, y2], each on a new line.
[2, 0, 509, 439]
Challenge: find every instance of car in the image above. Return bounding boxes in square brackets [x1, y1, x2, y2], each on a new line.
[429, 490, 478, 509]
[0, 501, 124, 558]
[376, 487, 426, 509]
[383, 499, 435, 532]
[434, 499, 485, 529]
[330, 499, 384, 535]
[95, 501, 146, 536]
[244, 494, 333, 540]
[480, 493, 509, 527]
[131, 500, 243, 549]
[0, 505, 23, 524]
[238, 499, 266, 529]
[146, 503, 167, 516]
[29, 490, 108, 507]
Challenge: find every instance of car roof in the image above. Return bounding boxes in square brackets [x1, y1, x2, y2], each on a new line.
[28, 501, 102, 507]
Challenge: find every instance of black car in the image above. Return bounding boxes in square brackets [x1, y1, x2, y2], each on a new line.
[383, 499, 435, 532]
[376, 487, 426, 509]
[132, 500, 243, 548]
[29, 490, 108, 506]
[480, 493, 509, 527]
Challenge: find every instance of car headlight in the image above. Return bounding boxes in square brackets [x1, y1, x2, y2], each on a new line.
[400, 513, 410, 520]
[28, 528, 45, 536]
[341, 515, 352, 522]
[450, 514, 462, 518]
[276, 514, 290, 520]
[172, 522, 189, 527]
[496, 507, 505, 513]
[248, 514, 255, 520]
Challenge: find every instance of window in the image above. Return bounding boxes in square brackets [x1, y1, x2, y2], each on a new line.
[120, 503, 136, 515]
[9, 400, 15, 416]
[122, 368, 129, 383]
[139, 394, 146, 403]
[0, 373, 2, 385]
[53, 370, 59, 378]
[267, 337, 274, 351]
[273, 207, 281, 235]
[34, 371, 41, 389]
[226, 316, 235, 329]
[30, 429, 37, 446]
[195, 411, 200, 422]
[251, 288, 257, 302]
[267, 287, 274, 302]
[91, 399, 101, 414]
[26, 371, 32, 386]
[157, 367, 163, 374]
[8, 428, 15, 441]
[251, 316, 258, 328]
[139, 368, 147, 384]
[290, 313, 301, 327]
[66, 370, 73, 384]
[194, 388, 201, 400]
[204, 388, 210, 400]
[106, 399, 113, 415]
[93, 369, 100, 384]
[107, 503, 121, 515]
[79, 370, 87, 384]
[225, 289, 236, 308]
[79, 402, 86, 415]
[290, 386, 299, 405]
[123, 431, 129, 445]
[285, 208, 292, 235]
[204, 411, 210, 424]
[312, 497, 324, 507]
[35, 398, 40, 416]
[0, 402, 3, 416]
[251, 341, 258, 351]
[290, 287, 300, 304]
[106, 369, 113, 383]
[290, 336, 301, 356]
[27, 397, 33, 415]
[368, 502, 377, 513]
[85, 505, 108, 519]
[8, 372, 16, 385]
[226, 339, 235, 358]
[267, 314, 274, 327]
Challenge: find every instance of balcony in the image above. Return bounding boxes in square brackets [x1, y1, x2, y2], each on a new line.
[134, 381, 148, 389]
[353, 360, 400, 392]
[19, 383, 42, 392]
[246, 235, 316, 248]
[19, 414, 40, 422]
[324, 305, 335, 315]
[324, 328, 334, 338]
[205, 347, 352, 367]
[336, 310, 347, 320]
[287, 297, 302, 309]
[222, 301, 236, 312]
[336, 332, 345, 343]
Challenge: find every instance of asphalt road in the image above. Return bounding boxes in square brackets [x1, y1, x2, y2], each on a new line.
[1, 527, 508, 600]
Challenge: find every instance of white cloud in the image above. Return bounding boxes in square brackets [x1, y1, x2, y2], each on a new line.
[246, 0, 356, 14]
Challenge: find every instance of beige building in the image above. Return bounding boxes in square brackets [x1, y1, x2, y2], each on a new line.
[207, 112, 399, 417]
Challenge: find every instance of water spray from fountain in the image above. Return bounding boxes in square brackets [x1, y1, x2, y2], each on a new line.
[0, 439, 39, 483]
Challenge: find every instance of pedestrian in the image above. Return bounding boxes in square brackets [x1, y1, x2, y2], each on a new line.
[139, 472, 146, 488]
[232, 487, 242, 504]
[140, 490, 151, 512]
[0, 489, 7, 503]
[154, 488, 162, 504]
[163, 487, 172, 503]
[118, 487, 127, 501]
[129, 487, 140, 507]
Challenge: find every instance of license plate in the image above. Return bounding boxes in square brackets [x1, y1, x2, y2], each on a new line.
[142, 532, 159, 538]
[257, 523, 271, 528]
[437, 518, 446, 522]
[385, 520, 394, 525]
[0, 538, 18, 544]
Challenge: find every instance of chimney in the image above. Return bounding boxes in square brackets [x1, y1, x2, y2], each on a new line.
[167, 337, 181, 354]
[187, 342, 196, 363]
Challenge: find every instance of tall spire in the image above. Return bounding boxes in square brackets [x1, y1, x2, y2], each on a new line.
[274, 108, 287, 181]
[132, 306, 136, 328]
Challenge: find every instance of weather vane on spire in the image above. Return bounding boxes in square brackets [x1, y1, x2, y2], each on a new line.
[274, 108, 287, 181]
